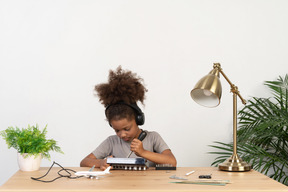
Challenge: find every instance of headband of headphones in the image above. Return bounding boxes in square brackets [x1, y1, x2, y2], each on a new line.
[105, 102, 145, 126]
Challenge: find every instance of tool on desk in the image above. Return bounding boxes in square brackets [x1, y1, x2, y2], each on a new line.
[107, 157, 147, 170]
[156, 164, 176, 170]
[127, 130, 147, 158]
[199, 174, 212, 179]
[171, 179, 231, 186]
[169, 175, 188, 180]
[185, 170, 195, 176]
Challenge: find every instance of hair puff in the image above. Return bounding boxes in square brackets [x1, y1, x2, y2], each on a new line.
[95, 66, 148, 107]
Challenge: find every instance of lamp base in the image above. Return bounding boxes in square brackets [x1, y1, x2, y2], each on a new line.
[218, 154, 252, 172]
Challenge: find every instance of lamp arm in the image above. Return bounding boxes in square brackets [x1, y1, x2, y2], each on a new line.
[214, 63, 247, 105]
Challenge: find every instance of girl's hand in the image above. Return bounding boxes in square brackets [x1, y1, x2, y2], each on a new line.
[100, 156, 112, 170]
[130, 139, 145, 156]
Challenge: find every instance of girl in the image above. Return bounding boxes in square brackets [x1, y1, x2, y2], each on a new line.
[80, 66, 177, 170]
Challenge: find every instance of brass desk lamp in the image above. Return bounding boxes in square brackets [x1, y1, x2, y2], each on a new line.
[190, 63, 252, 171]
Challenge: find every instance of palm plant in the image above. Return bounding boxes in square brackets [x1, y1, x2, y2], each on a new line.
[209, 74, 288, 185]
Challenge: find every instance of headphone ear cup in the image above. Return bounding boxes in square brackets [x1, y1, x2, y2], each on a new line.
[136, 112, 145, 126]
[129, 103, 145, 126]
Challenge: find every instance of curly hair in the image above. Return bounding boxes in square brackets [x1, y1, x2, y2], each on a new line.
[95, 66, 148, 123]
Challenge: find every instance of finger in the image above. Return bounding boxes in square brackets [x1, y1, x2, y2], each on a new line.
[131, 139, 141, 146]
[100, 165, 106, 171]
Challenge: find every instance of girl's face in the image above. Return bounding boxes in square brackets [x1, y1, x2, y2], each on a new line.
[110, 118, 140, 142]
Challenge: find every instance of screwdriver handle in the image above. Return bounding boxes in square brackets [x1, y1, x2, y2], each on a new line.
[138, 131, 147, 141]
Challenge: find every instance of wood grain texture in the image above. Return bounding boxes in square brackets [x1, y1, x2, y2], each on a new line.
[0, 167, 287, 192]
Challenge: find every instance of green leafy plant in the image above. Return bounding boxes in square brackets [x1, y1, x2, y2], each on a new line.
[0, 124, 63, 160]
[209, 75, 288, 185]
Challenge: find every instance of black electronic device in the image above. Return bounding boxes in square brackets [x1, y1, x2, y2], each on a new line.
[199, 175, 212, 179]
[155, 164, 176, 170]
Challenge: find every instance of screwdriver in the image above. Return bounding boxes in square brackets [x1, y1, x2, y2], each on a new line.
[127, 131, 147, 158]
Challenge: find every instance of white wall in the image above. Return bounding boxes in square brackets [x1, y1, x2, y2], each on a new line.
[1, 0, 288, 185]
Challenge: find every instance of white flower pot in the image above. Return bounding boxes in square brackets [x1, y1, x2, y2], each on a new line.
[17, 153, 42, 171]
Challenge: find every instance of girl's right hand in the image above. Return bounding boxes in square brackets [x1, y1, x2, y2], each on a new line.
[100, 156, 113, 170]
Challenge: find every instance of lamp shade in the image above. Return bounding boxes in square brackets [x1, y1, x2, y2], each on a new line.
[190, 68, 222, 107]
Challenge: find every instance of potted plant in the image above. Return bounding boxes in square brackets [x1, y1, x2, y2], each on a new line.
[0, 124, 63, 171]
[209, 74, 288, 185]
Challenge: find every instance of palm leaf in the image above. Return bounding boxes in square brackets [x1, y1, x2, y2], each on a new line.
[209, 75, 288, 185]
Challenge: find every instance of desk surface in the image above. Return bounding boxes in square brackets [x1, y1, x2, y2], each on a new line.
[0, 167, 287, 192]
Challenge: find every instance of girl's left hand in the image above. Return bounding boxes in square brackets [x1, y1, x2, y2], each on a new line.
[130, 139, 145, 156]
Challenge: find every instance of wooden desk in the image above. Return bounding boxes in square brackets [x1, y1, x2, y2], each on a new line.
[0, 167, 287, 192]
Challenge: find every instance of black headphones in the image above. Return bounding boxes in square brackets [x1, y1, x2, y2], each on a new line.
[105, 102, 145, 126]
